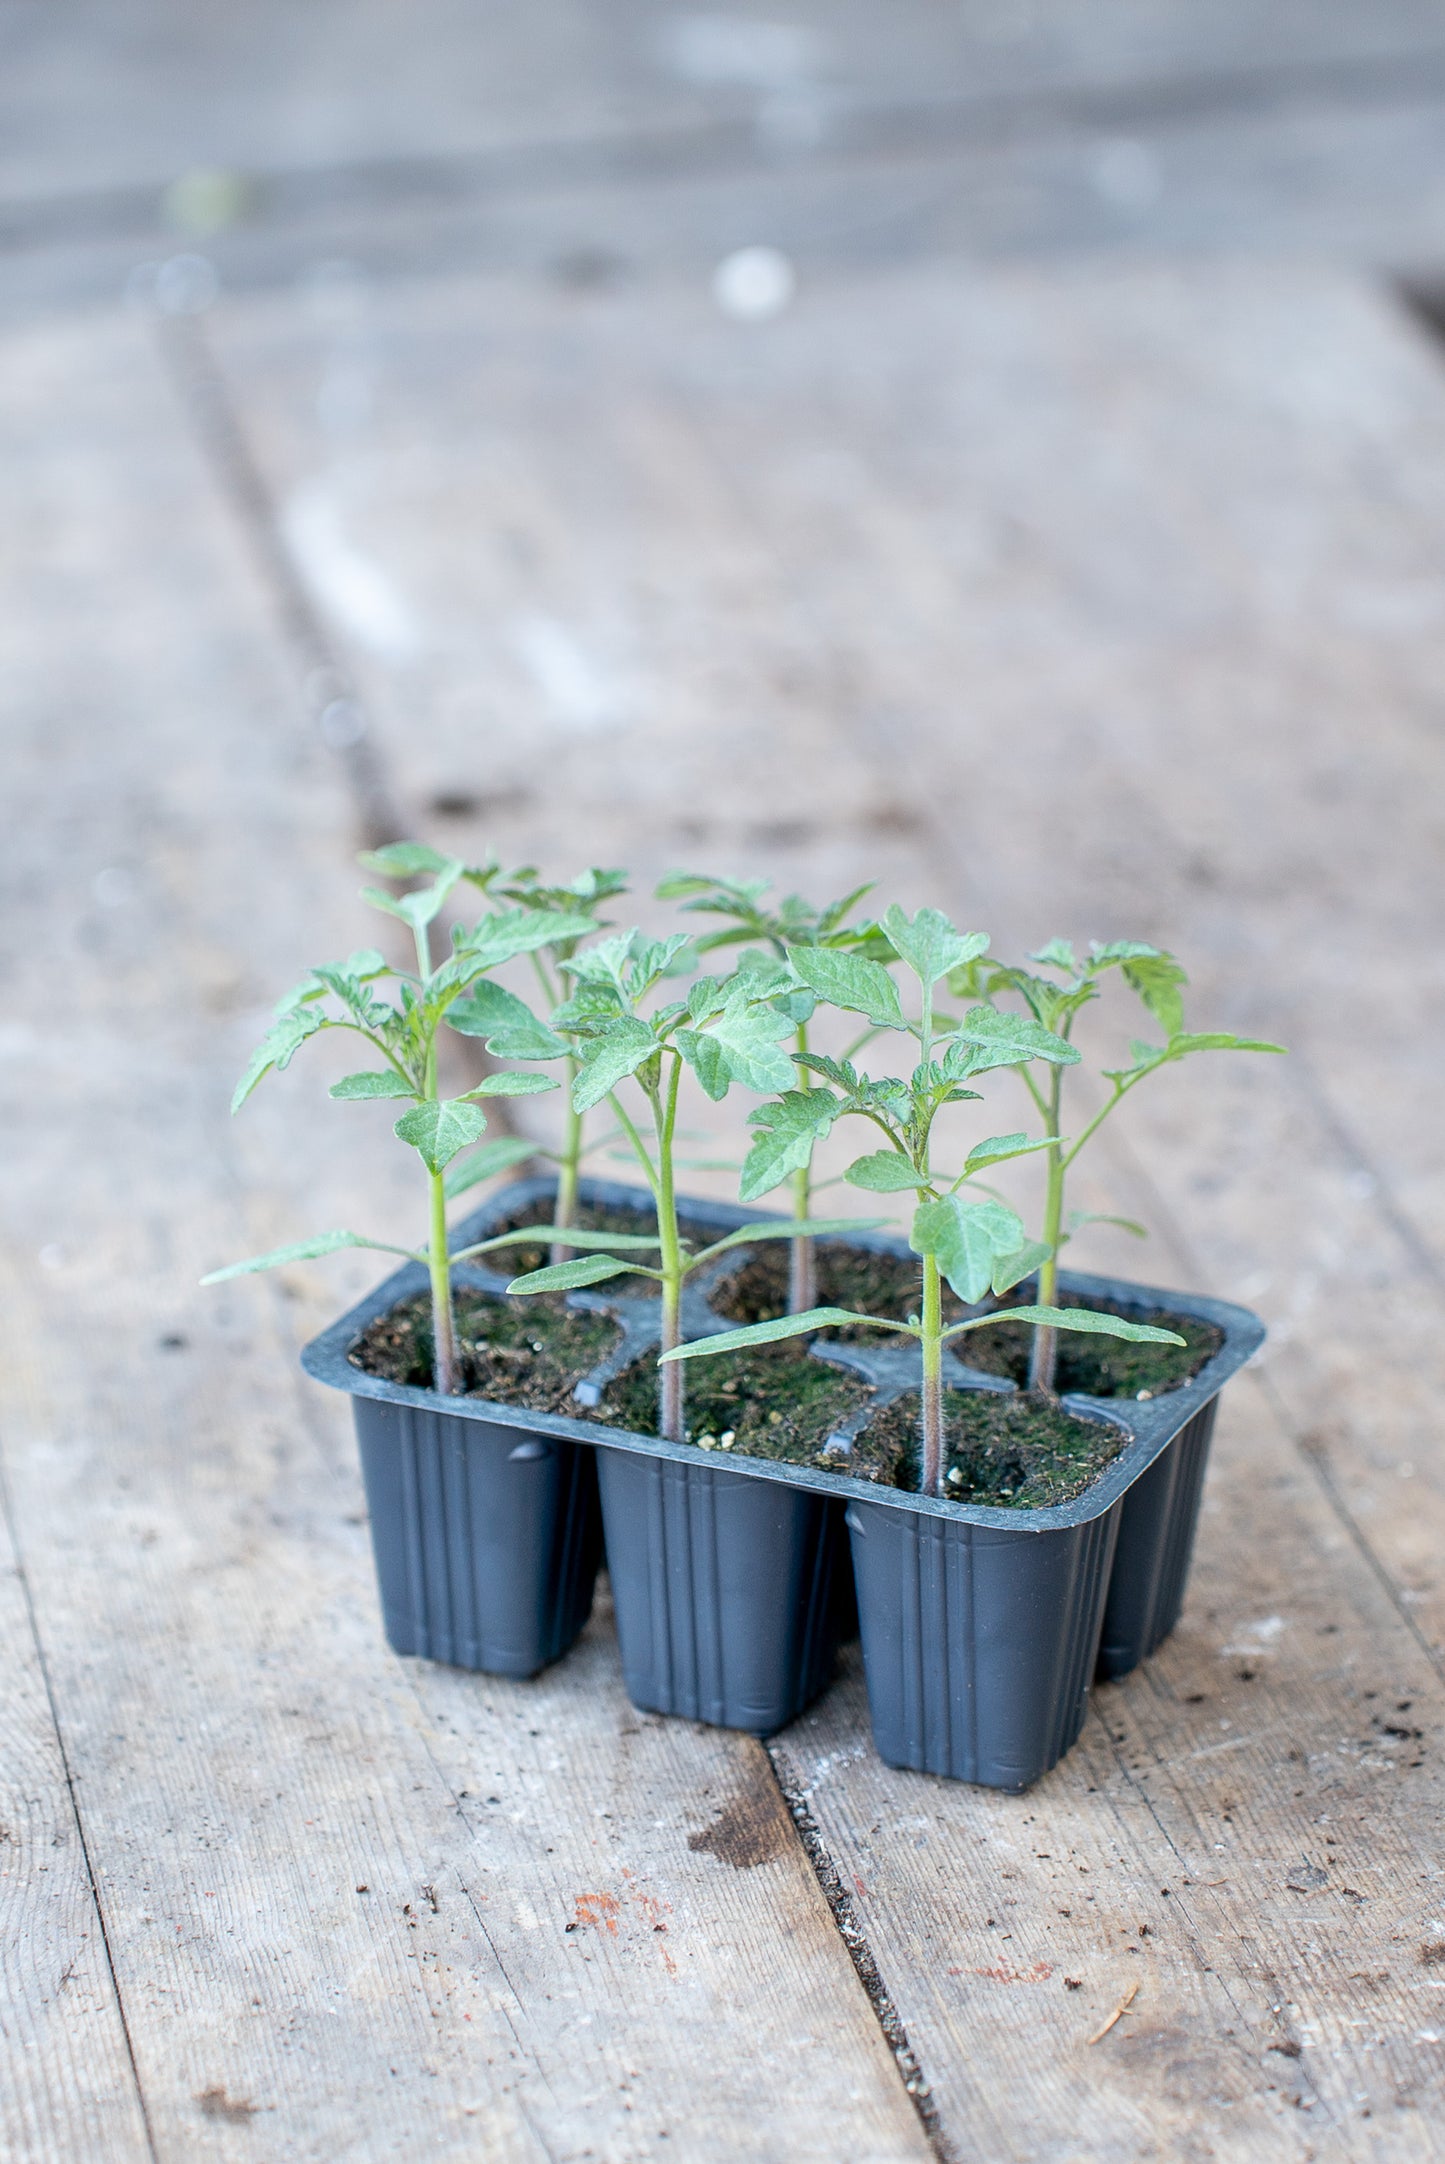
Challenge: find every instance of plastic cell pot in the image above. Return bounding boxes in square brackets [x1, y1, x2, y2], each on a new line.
[302, 1248, 605, 1679]
[595, 1448, 848, 1735]
[830, 1265, 1261, 1789]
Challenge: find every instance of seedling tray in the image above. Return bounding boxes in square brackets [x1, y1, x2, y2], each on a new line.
[302, 1177, 1263, 1786]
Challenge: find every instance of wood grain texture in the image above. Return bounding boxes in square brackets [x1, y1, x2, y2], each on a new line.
[0, 307, 927, 2159]
[203, 255, 1445, 2155]
[0, 1491, 153, 2161]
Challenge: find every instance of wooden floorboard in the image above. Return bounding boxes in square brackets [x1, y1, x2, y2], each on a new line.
[186, 255, 1445, 2157]
[0, 307, 927, 2160]
[0, 1483, 153, 2161]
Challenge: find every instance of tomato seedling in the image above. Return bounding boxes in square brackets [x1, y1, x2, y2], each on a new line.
[506, 927, 878, 1441]
[663, 908, 1184, 1496]
[657, 869, 888, 1312]
[948, 938, 1284, 1392]
[203, 853, 591, 1394]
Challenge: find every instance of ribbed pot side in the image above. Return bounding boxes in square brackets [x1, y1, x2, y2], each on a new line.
[846, 1496, 1122, 1790]
[352, 1395, 602, 1677]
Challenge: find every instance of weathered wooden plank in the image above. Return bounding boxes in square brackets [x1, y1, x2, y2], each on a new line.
[0, 1489, 153, 2161]
[201, 255, 1445, 2156]
[0, 305, 929, 2158]
[637, 253, 1445, 1626]
[783, 1366, 1445, 2155]
[680, 264, 1445, 2151]
[14, 0, 1445, 325]
[11, 0, 1445, 204]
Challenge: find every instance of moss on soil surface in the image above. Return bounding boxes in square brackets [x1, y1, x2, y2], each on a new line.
[349, 1291, 620, 1410]
[848, 1389, 1126, 1509]
[713, 1239, 1218, 1396]
[594, 1340, 871, 1465]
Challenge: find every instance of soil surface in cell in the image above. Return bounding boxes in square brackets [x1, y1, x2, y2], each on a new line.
[848, 1388, 1127, 1509]
[350, 1291, 621, 1410]
[595, 1340, 872, 1464]
[480, 1198, 718, 1299]
[715, 1240, 1218, 1396]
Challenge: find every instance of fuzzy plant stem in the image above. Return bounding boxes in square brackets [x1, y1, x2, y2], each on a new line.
[919, 1251, 945, 1498]
[1027, 1070, 1065, 1396]
[655, 1057, 686, 1442]
[415, 920, 458, 1397]
[788, 1026, 817, 1313]
[788, 1162, 817, 1312]
[428, 1167, 458, 1396]
[550, 1057, 583, 1268]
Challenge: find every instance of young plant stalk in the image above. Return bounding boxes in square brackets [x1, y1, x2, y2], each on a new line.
[789, 1026, 818, 1313]
[653, 1056, 686, 1440]
[1027, 1064, 1066, 1396]
[655, 871, 886, 1316]
[203, 849, 597, 1395]
[919, 1250, 945, 1498]
[427, 1162, 458, 1393]
[666, 908, 1186, 1499]
[504, 928, 876, 1443]
[946, 937, 1286, 1396]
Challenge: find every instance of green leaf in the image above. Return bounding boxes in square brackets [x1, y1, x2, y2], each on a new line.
[466, 1072, 560, 1097]
[654, 870, 722, 901]
[446, 980, 567, 1059]
[1122, 952, 1188, 1037]
[844, 1151, 924, 1194]
[362, 861, 463, 930]
[732, 949, 794, 996]
[561, 929, 637, 989]
[627, 933, 695, 989]
[953, 1006, 1081, 1073]
[1088, 939, 1162, 967]
[201, 1230, 417, 1284]
[231, 1009, 325, 1112]
[739, 1090, 838, 1201]
[357, 841, 457, 878]
[443, 1135, 540, 1198]
[467, 907, 597, 970]
[963, 1132, 1057, 1173]
[1104, 1031, 1285, 1083]
[274, 947, 389, 1012]
[787, 948, 904, 1029]
[989, 1239, 1053, 1294]
[659, 1309, 913, 1361]
[685, 974, 733, 1023]
[704, 999, 796, 1094]
[698, 1216, 886, 1261]
[393, 1098, 487, 1174]
[948, 1304, 1186, 1348]
[674, 1029, 731, 1103]
[1166, 1031, 1286, 1058]
[329, 1070, 415, 1101]
[1067, 1210, 1148, 1239]
[911, 1194, 1026, 1303]
[572, 1016, 659, 1110]
[501, 1226, 662, 1251]
[507, 1255, 644, 1294]
[1029, 938, 1080, 973]
[881, 906, 988, 986]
